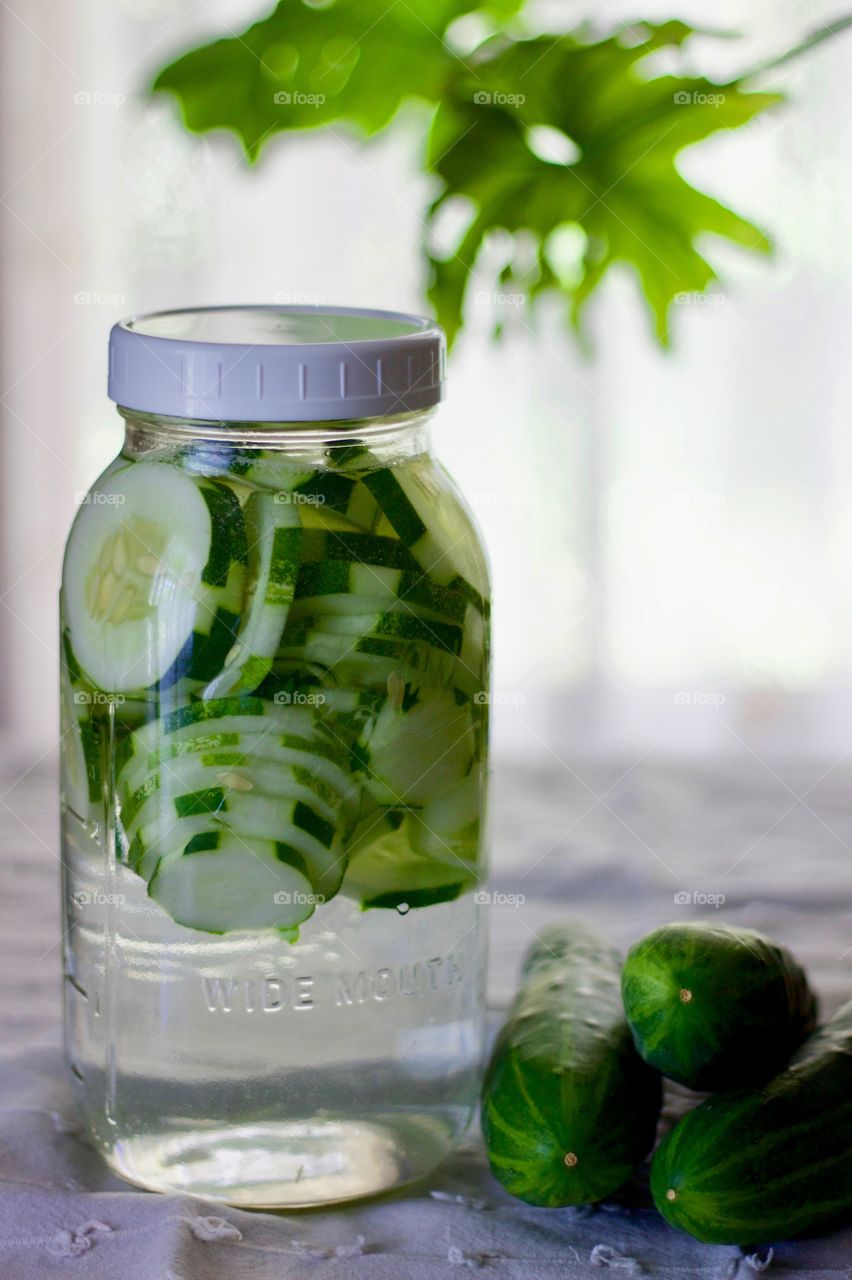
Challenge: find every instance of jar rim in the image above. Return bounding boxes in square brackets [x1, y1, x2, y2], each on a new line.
[108, 304, 446, 424]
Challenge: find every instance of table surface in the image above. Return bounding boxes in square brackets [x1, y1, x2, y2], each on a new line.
[1, 755, 851, 1279]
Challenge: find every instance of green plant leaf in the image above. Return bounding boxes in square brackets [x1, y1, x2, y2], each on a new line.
[152, 0, 524, 160]
[151, 10, 802, 346]
[426, 23, 781, 346]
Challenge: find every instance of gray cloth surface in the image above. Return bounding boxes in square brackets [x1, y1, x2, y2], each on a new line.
[2, 757, 852, 1277]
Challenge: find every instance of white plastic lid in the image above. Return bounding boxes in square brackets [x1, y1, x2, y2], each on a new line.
[108, 305, 446, 423]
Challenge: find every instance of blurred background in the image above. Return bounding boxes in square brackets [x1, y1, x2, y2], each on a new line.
[2, 0, 851, 771]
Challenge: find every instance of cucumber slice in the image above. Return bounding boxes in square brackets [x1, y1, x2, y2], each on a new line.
[346, 805, 406, 858]
[324, 440, 370, 470]
[118, 729, 354, 803]
[341, 828, 474, 911]
[295, 560, 400, 604]
[344, 480, 381, 530]
[409, 772, 481, 866]
[179, 560, 246, 684]
[459, 603, 486, 678]
[60, 679, 103, 819]
[197, 480, 248, 586]
[291, 472, 380, 531]
[203, 491, 302, 699]
[122, 755, 336, 827]
[228, 453, 315, 492]
[302, 609, 463, 656]
[154, 560, 248, 691]
[293, 470, 357, 513]
[63, 463, 219, 693]
[217, 793, 347, 899]
[132, 785, 348, 902]
[292, 563, 469, 633]
[356, 685, 475, 806]
[364, 466, 486, 604]
[148, 836, 317, 933]
[135, 696, 276, 743]
[121, 696, 334, 773]
[116, 689, 358, 913]
[121, 751, 350, 836]
[275, 630, 476, 695]
[298, 530, 420, 572]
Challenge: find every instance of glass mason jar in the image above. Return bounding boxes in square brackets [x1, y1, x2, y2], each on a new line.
[59, 307, 490, 1207]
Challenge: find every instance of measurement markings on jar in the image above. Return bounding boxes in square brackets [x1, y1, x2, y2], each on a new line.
[202, 953, 465, 1013]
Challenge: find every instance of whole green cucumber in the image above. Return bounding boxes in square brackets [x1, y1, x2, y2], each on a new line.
[651, 999, 852, 1245]
[621, 922, 816, 1090]
[482, 923, 662, 1207]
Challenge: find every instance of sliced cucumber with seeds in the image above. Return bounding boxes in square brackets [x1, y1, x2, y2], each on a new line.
[131, 787, 348, 901]
[63, 463, 220, 693]
[66, 445, 488, 935]
[203, 491, 302, 699]
[121, 752, 350, 838]
[149, 836, 317, 933]
[118, 729, 354, 803]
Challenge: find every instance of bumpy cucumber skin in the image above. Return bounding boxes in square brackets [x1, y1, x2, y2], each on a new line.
[651, 999, 852, 1245]
[482, 924, 662, 1207]
[622, 923, 817, 1091]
